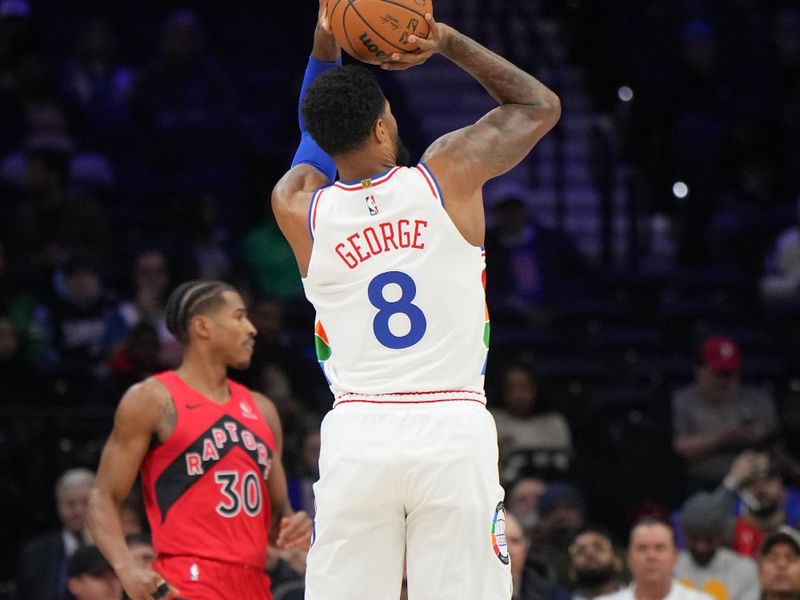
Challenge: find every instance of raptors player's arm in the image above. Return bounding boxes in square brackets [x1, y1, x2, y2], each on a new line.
[252, 391, 313, 550]
[382, 15, 561, 246]
[88, 378, 180, 600]
[271, 13, 340, 276]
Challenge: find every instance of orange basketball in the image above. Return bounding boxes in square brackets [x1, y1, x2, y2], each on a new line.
[328, 0, 434, 65]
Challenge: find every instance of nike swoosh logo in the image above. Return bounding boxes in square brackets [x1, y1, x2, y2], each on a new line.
[185, 403, 203, 409]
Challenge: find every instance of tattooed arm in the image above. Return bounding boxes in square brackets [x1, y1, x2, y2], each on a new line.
[383, 15, 561, 246]
[87, 378, 180, 600]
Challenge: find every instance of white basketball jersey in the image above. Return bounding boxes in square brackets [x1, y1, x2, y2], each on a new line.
[302, 164, 490, 403]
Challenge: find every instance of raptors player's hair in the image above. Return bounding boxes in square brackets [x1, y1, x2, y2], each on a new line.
[165, 280, 235, 344]
[301, 64, 386, 156]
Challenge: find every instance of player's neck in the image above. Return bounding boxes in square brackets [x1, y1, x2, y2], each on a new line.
[175, 353, 230, 404]
[335, 147, 396, 182]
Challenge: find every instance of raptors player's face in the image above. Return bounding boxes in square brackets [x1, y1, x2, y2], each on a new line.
[210, 290, 257, 369]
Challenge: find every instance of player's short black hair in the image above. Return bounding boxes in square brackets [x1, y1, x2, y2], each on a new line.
[302, 65, 386, 156]
[165, 280, 234, 344]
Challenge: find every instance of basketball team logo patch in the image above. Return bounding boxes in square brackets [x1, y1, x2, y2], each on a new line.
[491, 502, 509, 564]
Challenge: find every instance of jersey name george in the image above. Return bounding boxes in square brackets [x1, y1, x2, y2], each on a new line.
[140, 371, 276, 568]
[303, 164, 490, 401]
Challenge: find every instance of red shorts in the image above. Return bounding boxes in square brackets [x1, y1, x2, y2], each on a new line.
[153, 555, 272, 600]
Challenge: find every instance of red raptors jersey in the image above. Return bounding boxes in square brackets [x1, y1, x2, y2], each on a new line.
[141, 371, 276, 568]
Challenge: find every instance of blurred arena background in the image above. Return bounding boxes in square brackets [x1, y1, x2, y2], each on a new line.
[2, 0, 800, 598]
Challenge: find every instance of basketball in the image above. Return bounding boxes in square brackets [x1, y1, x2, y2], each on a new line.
[328, 0, 434, 65]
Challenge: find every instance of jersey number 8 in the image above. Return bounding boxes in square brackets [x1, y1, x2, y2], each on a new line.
[368, 271, 427, 350]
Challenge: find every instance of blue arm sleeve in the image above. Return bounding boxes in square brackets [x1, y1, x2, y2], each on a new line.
[291, 55, 341, 182]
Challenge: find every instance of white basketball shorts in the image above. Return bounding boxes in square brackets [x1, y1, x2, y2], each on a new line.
[305, 398, 512, 600]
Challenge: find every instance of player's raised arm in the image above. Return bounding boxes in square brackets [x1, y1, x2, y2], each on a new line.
[87, 380, 180, 600]
[384, 14, 560, 243]
[271, 15, 341, 275]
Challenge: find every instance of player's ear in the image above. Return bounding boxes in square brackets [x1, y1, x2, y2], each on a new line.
[373, 117, 389, 143]
[190, 314, 213, 340]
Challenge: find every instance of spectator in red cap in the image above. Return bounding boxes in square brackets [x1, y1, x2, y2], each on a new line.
[672, 335, 778, 492]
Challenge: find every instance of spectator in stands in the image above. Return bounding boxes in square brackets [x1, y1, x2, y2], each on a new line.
[0, 236, 44, 362]
[66, 545, 122, 600]
[241, 211, 306, 301]
[485, 193, 591, 327]
[287, 425, 320, 518]
[566, 526, 625, 600]
[61, 18, 133, 147]
[0, 315, 28, 402]
[512, 513, 564, 600]
[771, 386, 800, 488]
[104, 248, 180, 368]
[731, 455, 800, 559]
[492, 364, 572, 478]
[758, 526, 800, 600]
[597, 519, 711, 600]
[187, 194, 232, 281]
[760, 196, 800, 311]
[132, 9, 236, 130]
[18, 468, 95, 600]
[125, 533, 154, 570]
[267, 543, 306, 600]
[675, 490, 759, 600]
[104, 322, 166, 401]
[504, 511, 530, 598]
[506, 476, 548, 535]
[529, 482, 586, 585]
[672, 335, 778, 491]
[4, 132, 114, 279]
[37, 255, 113, 401]
[118, 490, 146, 538]
[243, 295, 328, 412]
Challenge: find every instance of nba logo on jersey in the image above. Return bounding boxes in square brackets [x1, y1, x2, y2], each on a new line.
[190, 563, 199, 581]
[365, 194, 379, 216]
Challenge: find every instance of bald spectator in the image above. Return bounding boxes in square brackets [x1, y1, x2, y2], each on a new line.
[597, 519, 712, 600]
[66, 545, 122, 600]
[18, 468, 95, 600]
[675, 491, 759, 600]
[672, 336, 778, 491]
[758, 527, 800, 600]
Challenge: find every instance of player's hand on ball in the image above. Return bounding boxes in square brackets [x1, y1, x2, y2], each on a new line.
[276, 511, 313, 550]
[118, 566, 179, 600]
[381, 14, 447, 71]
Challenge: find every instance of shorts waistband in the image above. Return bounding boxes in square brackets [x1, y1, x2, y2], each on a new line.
[333, 389, 487, 408]
[156, 554, 263, 571]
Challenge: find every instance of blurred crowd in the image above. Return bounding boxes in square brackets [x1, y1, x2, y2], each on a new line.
[3, 1, 800, 599]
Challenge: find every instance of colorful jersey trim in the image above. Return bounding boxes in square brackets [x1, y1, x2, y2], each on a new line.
[307, 187, 326, 239]
[417, 162, 445, 206]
